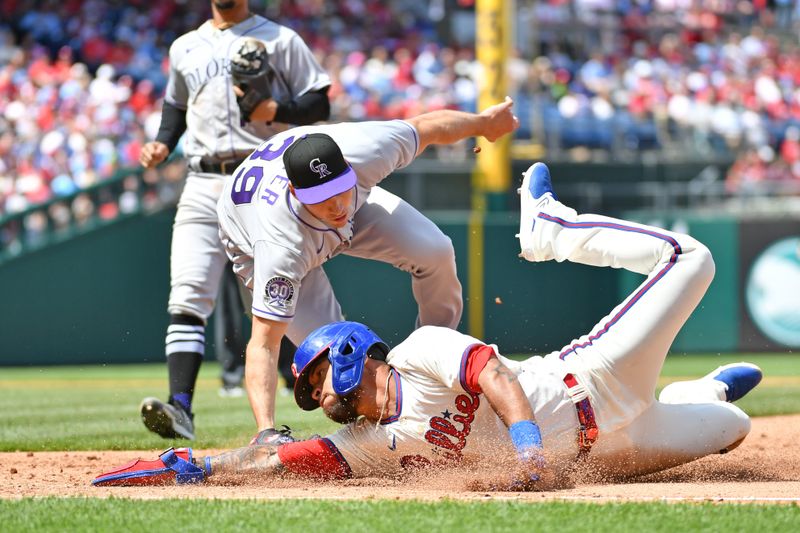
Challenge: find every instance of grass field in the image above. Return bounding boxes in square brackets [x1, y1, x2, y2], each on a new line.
[1, 498, 799, 532]
[1, 353, 798, 532]
[1, 353, 798, 452]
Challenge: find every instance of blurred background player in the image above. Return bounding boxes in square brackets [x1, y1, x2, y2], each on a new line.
[138, 0, 331, 441]
[212, 266, 246, 398]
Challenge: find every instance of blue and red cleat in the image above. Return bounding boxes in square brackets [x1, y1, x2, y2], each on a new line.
[92, 447, 208, 486]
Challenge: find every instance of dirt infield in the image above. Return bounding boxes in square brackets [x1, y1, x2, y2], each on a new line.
[2, 415, 799, 503]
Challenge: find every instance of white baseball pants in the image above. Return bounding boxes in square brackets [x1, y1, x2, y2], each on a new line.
[531, 202, 750, 477]
[168, 173, 229, 321]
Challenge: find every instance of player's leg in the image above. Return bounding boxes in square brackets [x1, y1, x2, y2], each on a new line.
[589, 401, 751, 478]
[519, 163, 714, 411]
[658, 362, 763, 404]
[346, 186, 462, 329]
[591, 362, 761, 477]
[141, 175, 228, 440]
[214, 265, 246, 397]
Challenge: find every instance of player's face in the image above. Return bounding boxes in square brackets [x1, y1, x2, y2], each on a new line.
[308, 358, 361, 424]
[307, 359, 329, 406]
[303, 188, 355, 228]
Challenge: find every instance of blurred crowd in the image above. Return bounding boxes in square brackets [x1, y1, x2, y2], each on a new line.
[522, 0, 800, 195]
[0, 0, 193, 218]
[3, 0, 800, 220]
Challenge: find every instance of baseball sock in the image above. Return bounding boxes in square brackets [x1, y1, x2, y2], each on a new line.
[166, 314, 205, 414]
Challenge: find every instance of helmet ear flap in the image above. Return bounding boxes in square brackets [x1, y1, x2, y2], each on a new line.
[329, 332, 368, 396]
[328, 325, 387, 396]
[339, 336, 356, 355]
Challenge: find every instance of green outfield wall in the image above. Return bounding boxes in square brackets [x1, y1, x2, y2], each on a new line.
[0, 209, 797, 365]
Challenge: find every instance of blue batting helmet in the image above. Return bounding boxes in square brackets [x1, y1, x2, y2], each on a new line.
[292, 321, 389, 411]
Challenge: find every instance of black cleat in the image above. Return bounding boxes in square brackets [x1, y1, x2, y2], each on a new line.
[140, 397, 195, 440]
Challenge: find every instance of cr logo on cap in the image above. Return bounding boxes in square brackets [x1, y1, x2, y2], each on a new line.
[309, 158, 332, 179]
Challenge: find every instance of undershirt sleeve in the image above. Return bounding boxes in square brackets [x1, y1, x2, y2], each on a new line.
[154, 101, 187, 152]
[274, 87, 330, 125]
[462, 344, 497, 394]
[277, 438, 352, 479]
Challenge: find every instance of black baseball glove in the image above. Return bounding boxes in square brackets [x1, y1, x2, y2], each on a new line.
[230, 38, 274, 122]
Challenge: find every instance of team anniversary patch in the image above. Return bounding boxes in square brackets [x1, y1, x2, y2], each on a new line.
[264, 276, 295, 309]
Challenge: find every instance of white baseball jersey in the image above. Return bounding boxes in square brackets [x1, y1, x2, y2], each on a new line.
[165, 14, 331, 161]
[217, 120, 419, 322]
[325, 326, 580, 478]
[276, 200, 753, 480]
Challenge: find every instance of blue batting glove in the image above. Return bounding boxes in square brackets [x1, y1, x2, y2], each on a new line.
[509, 420, 543, 457]
[509, 420, 545, 483]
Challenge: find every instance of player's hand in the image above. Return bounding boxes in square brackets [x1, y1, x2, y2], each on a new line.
[504, 455, 554, 491]
[502, 445, 557, 492]
[465, 453, 553, 492]
[478, 96, 519, 142]
[232, 85, 278, 123]
[249, 425, 296, 446]
[140, 141, 170, 168]
[505, 419, 546, 489]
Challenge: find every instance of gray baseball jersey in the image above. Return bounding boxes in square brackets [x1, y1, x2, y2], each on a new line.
[165, 14, 331, 161]
[165, 14, 331, 323]
[217, 120, 420, 322]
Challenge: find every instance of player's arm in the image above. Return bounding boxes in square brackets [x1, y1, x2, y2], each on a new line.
[142, 39, 189, 168]
[405, 96, 519, 156]
[273, 86, 330, 125]
[246, 315, 289, 432]
[236, 86, 330, 125]
[257, 31, 331, 125]
[92, 437, 352, 485]
[140, 102, 187, 168]
[201, 437, 351, 480]
[477, 357, 538, 429]
[474, 349, 544, 484]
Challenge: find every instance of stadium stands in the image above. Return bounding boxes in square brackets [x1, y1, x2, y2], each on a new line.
[2, 0, 800, 222]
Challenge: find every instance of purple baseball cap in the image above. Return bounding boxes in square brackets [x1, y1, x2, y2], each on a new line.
[283, 133, 357, 205]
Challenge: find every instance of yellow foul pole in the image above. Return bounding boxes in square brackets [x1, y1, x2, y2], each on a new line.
[469, 0, 511, 339]
[476, 0, 512, 198]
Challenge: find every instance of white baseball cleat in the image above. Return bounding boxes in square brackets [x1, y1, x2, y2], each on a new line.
[218, 385, 245, 398]
[518, 162, 558, 262]
[658, 362, 763, 405]
[706, 362, 763, 403]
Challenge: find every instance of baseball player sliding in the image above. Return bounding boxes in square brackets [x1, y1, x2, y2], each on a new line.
[138, 0, 331, 442]
[94, 163, 763, 489]
[215, 96, 519, 446]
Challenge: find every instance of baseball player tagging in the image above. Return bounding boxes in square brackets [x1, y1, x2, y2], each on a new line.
[215, 98, 519, 438]
[138, 0, 331, 442]
[94, 162, 763, 488]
